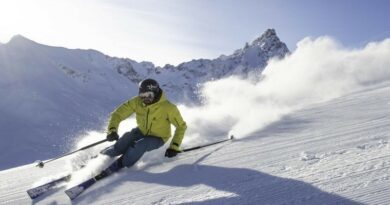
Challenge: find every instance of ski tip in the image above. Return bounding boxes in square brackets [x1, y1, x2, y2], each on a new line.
[27, 190, 38, 199]
[65, 187, 83, 200]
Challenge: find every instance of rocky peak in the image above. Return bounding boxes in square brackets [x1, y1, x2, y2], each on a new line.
[252, 29, 277, 45]
[251, 29, 289, 54]
[228, 29, 289, 67]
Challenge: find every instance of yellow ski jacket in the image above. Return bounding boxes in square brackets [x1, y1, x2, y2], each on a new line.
[107, 92, 187, 151]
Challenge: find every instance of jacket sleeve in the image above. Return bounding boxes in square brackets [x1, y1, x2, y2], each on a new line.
[168, 105, 187, 151]
[107, 98, 136, 133]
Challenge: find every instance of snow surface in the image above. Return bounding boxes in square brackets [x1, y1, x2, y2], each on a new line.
[0, 37, 390, 204]
[1, 80, 390, 205]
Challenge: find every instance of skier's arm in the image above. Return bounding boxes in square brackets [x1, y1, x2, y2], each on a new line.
[107, 98, 136, 133]
[168, 105, 187, 151]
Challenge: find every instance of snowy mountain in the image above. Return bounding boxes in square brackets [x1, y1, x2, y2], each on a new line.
[0, 29, 289, 170]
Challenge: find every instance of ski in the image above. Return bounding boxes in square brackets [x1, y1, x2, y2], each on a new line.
[27, 174, 71, 199]
[27, 154, 99, 199]
[65, 156, 124, 200]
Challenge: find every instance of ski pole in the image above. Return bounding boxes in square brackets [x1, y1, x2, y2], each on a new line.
[182, 135, 234, 152]
[36, 139, 109, 168]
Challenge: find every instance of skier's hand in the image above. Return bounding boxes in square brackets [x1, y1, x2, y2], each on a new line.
[106, 132, 119, 141]
[165, 148, 180, 158]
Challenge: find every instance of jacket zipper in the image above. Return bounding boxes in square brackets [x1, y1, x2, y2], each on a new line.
[147, 123, 153, 136]
[145, 108, 150, 135]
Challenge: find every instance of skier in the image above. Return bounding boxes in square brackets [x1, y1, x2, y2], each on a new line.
[32, 78, 225, 200]
[101, 78, 187, 168]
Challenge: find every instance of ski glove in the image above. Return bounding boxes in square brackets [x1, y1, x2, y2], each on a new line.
[106, 132, 119, 141]
[165, 148, 180, 158]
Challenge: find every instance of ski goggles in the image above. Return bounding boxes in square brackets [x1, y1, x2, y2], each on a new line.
[139, 91, 154, 99]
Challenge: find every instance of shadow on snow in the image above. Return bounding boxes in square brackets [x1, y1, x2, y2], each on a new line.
[75, 163, 360, 204]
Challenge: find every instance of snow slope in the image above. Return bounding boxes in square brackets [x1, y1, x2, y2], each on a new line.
[1, 79, 390, 205]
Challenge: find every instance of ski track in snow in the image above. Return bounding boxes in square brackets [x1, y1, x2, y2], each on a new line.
[1, 83, 390, 204]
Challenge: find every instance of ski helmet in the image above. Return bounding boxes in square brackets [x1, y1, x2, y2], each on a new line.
[138, 79, 162, 104]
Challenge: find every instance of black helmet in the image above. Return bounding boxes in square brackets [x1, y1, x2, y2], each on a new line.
[139, 78, 160, 93]
[138, 79, 162, 104]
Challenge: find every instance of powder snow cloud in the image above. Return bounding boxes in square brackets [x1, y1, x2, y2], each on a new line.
[181, 36, 390, 141]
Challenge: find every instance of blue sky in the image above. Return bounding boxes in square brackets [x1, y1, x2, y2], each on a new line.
[0, 0, 389, 66]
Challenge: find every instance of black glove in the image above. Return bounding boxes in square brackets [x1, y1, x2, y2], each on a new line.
[165, 148, 180, 158]
[106, 132, 119, 141]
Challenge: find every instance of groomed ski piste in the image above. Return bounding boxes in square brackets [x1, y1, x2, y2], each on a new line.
[1, 37, 390, 204]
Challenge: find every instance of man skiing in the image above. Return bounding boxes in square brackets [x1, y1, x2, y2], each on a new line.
[102, 78, 187, 168]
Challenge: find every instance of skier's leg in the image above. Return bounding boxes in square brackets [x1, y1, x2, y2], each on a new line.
[101, 128, 143, 157]
[122, 136, 164, 167]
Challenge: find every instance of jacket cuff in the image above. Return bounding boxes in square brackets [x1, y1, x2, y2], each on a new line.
[108, 127, 117, 134]
[169, 142, 181, 151]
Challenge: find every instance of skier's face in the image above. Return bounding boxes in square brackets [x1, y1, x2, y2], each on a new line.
[139, 91, 154, 105]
